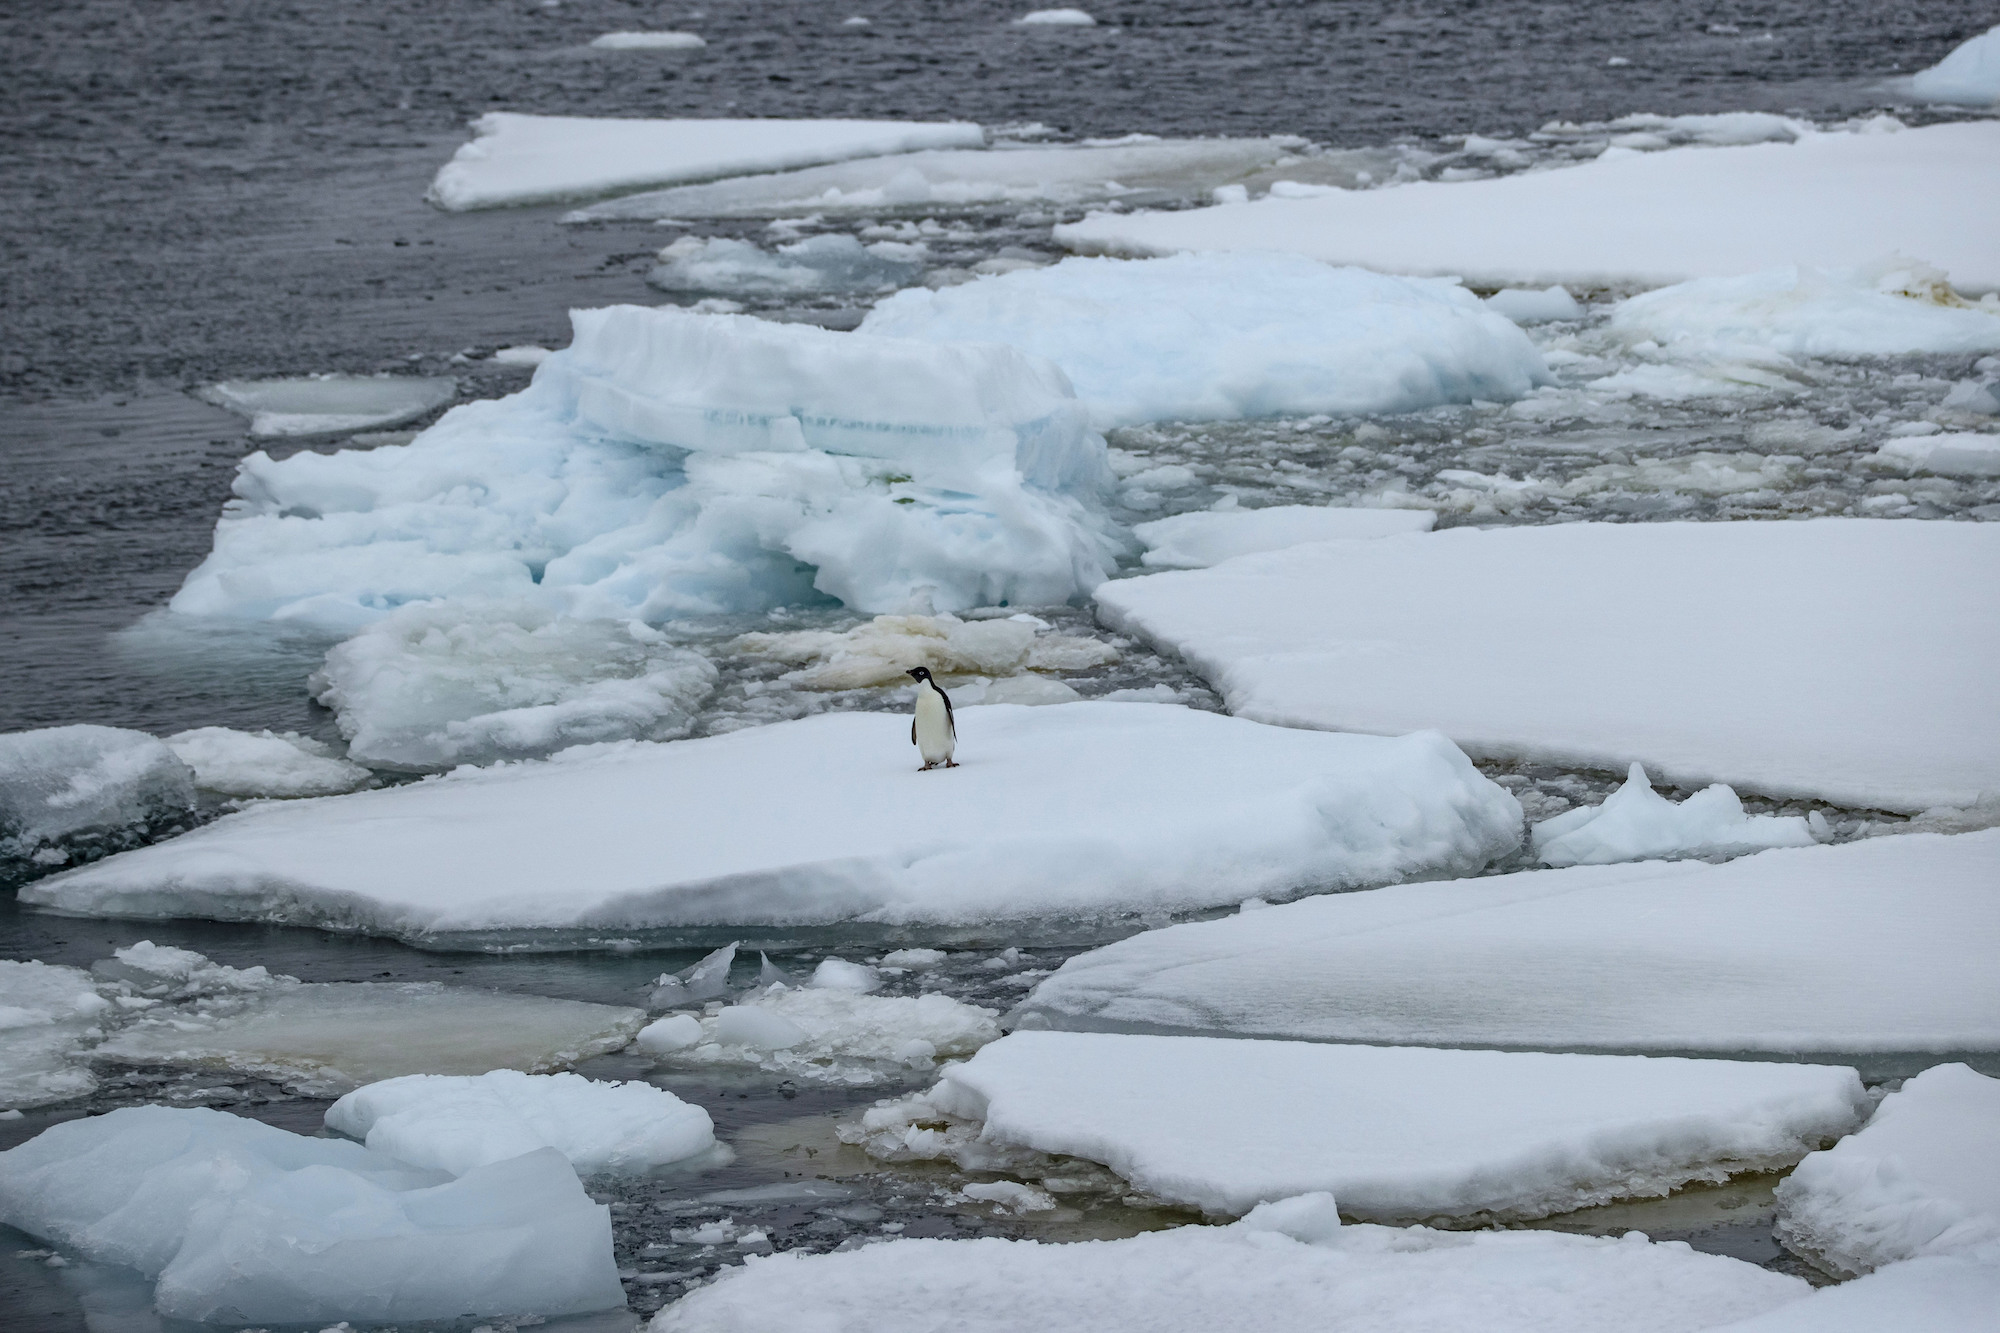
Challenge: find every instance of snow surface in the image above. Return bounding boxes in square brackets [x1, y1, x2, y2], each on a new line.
[859, 253, 1550, 427]
[0, 725, 194, 859]
[1055, 122, 2000, 293]
[427, 113, 985, 210]
[1531, 763, 1815, 867]
[163, 726, 373, 798]
[1094, 518, 2000, 813]
[0, 961, 112, 1109]
[653, 1196, 1808, 1333]
[857, 1030, 1865, 1220]
[590, 30, 706, 50]
[728, 611, 1115, 689]
[23, 704, 1522, 942]
[1774, 1063, 2000, 1277]
[325, 1069, 719, 1176]
[650, 234, 924, 296]
[1909, 23, 2000, 105]
[1132, 505, 1434, 569]
[1870, 432, 2000, 478]
[0, 1106, 624, 1323]
[169, 305, 1123, 631]
[1014, 829, 2000, 1058]
[647, 984, 1000, 1085]
[198, 376, 456, 438]
[1701, 1253, 2000, 1333]
[1484, 286, 1585, 323]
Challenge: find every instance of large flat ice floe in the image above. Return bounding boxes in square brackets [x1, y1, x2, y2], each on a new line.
[1014, 830, 2000, 1062]
[1055, 122, 2000, 292]
[1095, 518, 2000, 812]
[1702, 1253, 2000, 1333]
[169, 306, 1123, 632]
[653, 1194, 1809, 1333]
[859, 253, 1549, 426]
[21, 703, 1522, 944]
[849, 1031, 1865, 1220]
[0, 1106, 625, 1323]
[428, 112, 985, 210]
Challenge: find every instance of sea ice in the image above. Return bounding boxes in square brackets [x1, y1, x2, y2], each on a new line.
[23, 704, 1523, 942]
[1131, 504, 1434, 569]
[1869, 432, 2000, 478]
[427, 112, 985, 210]
[169, 305, 1123, 630]
[1094, 519, 2000, 812]
[854, 1030, 1865, 1219]
[1055, 122, 2000, 292]
[163, 726, 373, 798]
[307, 598, 717, 770]
[648, 984, 1000, 1084]
[858, 253, 1550, 427]
[649, 234, 924, 297]
[728, 611, 1114, 690]
[0, 1106, 625, 1323]
[1701, 1253, 2000, 1333]
[1014, 8, 1096, 24]
[591, 30, 706, 49]
[198, 376, 457, 438]
[1908, 23, 2000, 105]
[1484, 286, 1585, 322]
[0, 725, 195, 863]
[0, 961, 112, 1110]
[1773, 1063, 2000, 1276]
[1531, 763, 1815, 867]
[1013, 829, 2000, 1060]
[325, 1069, 720, 1176]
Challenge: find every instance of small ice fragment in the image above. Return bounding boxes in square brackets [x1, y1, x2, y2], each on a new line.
[681, 943, 740, 1001]
[1236, 1192, 1343, 1243]
[636, 1014, 705, 1054]
[198, 376, 456, 438]
[0, 725, 196, 863]
[711, 1006, 807, 1050]
[879, 948, 946, 969]
[960, 1180, 1057, 1211]
[758, 952, 796, 987]
[1484, 286, 1584, 323]
[1531, 763, 1817, 866]
[491, 345, 554, 366]
[1014, 9, 1096, 25]
[810, 959, 883, 993]
[590, 31, 707, 50]
[164, 727, 372, 799]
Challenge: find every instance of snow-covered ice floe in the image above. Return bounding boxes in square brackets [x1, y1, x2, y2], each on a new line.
[1132, 504, 1434, 569]
[1906, 23, 2000, 105]
[1055, 122, 2000, 292]
[1, 725, 195, 865]
[850, 1030, 1865, 1220]
[1095, 518, 2000, 812]
[1870, 432, 2000, 478]
[859, 253, 1550, 427]
[163, 726, 373, 797]
[652, 1192, 1809, 1333]
[0, 1106, 624, 1323]
[169, 305, 1123, 632]
[1773, 1063, 2000, 1277]
[0, 960, 114, 1109]
[22, 704, 1522, 944]
[1701, 1253, 2000, 1333]
[427, 112, 985, 210]
[728, 611, 1115, 690]
[590, 30, 706, 50]
[1013, 830, 2000, 1063]
[650, 233, 925, 297]
[1531, 763, 1815, 867]
[640, 983, 1000, 1085]
[326, 1069, 721, 1175]
[198, 375, 456, 438]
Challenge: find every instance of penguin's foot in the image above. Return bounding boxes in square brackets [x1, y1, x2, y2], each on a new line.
[945, 759, 960, 768]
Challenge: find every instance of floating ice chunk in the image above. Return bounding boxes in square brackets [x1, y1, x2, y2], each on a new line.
[1773, 1063, 2000, 1276]
[163, 727, 373, 798]
[1485, 286, 1585, 322]
[958, 1180, 1056, 1212]
[660, 985, 999, 1084]
[198, 376, 457, 438]
[711, 1005, 810, 1050]
[427, 113, 985, 210]
[1015, 830, 2000, 1060]
[0, 1107, 625, 1323]
[954, 674, 1082, 705]
[0, 961, 112, 1109]
[1869, 432, 2000, 478]
[1532, 764, 1816, 867]
[810, 959, 883, 993]
[1941, 377, 2000, 414]
[886, 1031, 1865, 1219]
[1908, 24, 2000, 105]
[650, 234, 923, 295]
[590, 30, 706, 49]
[24, 704, 1523, 942]
[1701, 1253, 2000, 1333]
[729, 612, 1111, 690]
[1094, 519, 2000, 812]
[636, 1013, 705, 1053]
[860, 253, 1550, 427]
[1014, 8, 1095, 24]
[325, 1069, 720, 1176]
[1132, 505, 1435, 570]
[0, 725, 195, 863]
[880, 947, 946, 969]
[308, 599, 717, 770]
[1055, 122, 2000, 292]
[492, 343, 554, 366]
[93, 939, 286, 999]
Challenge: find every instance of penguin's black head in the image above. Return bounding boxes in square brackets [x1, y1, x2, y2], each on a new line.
[907, 667, 932, 683]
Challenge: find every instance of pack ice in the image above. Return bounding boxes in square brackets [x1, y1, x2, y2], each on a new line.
[1055, 122, 2000, 292]
[0, 1106, 625, 1323]
[1014, 830, 2000, 1063]
[21, 704, 1522, 943]
[428, 112, 985, 210]
[859, 253, 1550, 426]
[168, 305, 1123, 632]
[1908, 23, 2000, 105]
[852, 1030, 1864, 1220]
[1095, 519, 2000, 812]
[1132, 504, 1434, 569]
[0, 725, 195, 865]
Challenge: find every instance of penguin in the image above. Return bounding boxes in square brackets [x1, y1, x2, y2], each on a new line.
[906, 666, 958, 770]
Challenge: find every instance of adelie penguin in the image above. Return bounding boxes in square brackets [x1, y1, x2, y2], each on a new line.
[906, 666, 958, 770]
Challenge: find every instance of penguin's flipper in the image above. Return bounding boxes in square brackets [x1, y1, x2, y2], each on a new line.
[910, 717, 917, 746]
[941, 691, 955, 739]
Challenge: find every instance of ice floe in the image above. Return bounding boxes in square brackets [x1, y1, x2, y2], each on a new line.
[1014, 8, 1096, 24]
[1773, 1063, 2000, 1277]
[1703, 1253, 2000, 1333]
[197, 375, 456, 438]
[1055, 121, 2000, 292]
[0, 725, 195, 866]
[427, 112, 985, 210]
[23, 704, 1522, 943]
[0, 961, 114, 1109]
[163, 726, 373, 797]
[650, 233, 925, 296]
[591, 30, 706, 50]
[1132, 504, 1434, 569]
[1870, 432, 2000, 478]
[1484, 285, 1585, 323]
[169, 305, 1122, 631]
[1014, 830, 2000, 1062]
[1531, 763, 1815, 867]
[325, 1069, 721, 1176]
[1095, 518, 2000, 812]
[1908, 23, 2000, 105]
[728, 611, 1114, 690]
[645, 984, 1000, 1084]
[0, 1106, 624, 1323]
[859, 253, 1550, 427]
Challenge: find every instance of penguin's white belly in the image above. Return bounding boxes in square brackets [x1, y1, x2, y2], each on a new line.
[914, 688, 955, 764]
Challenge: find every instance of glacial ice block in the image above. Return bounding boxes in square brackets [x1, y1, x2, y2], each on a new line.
[1132, 504, 1435, 570]
[21, 703, 1523, 944]
[0, 960, 112, 1109]
[1094, 518, 2000, 812]
[862, 1031, 1865, 1219]
[1055, 121, 2000, 293]
[859, 253, 1550, 427]
[1014, 830, 2000, 1061]
[428, 112, 985, 210]
[0, 1106, 626, 1323]
[168, 305, 1124, 630]
[0, 725, 196, 862]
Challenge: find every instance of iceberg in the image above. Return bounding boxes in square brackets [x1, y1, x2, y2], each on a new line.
[0, 960, 113, 1110]
[1095, 519, 2000, 813]
[198, 375, 457, 438]
[859, 253, 1550, 427]
[1531, 763, 1816, 867]
[1013, 830, 2000, 1063]
[1132, 505, 1435, 570]
[644, 984, 1001, 1085]
[0, 725, 195, 864]
[163, 726, 374, 798]
[1908, 23, 2000, 105]
[22, 703, 1523, 944]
